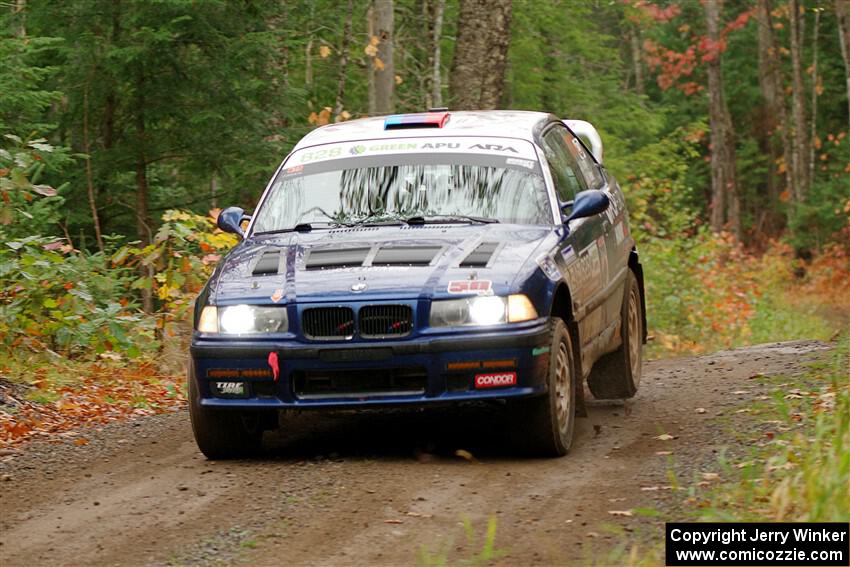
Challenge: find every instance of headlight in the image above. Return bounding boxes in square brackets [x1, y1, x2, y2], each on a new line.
[429, 294, 538, 327]
[197, 304, 288, 334]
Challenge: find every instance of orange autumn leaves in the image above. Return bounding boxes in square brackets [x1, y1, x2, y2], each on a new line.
[0, 362, 185, 448]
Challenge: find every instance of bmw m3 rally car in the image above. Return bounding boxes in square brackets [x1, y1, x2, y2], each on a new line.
[189, 110, 646, 459]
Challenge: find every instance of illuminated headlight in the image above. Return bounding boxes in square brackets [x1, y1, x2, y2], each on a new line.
[429, 294, 538, 327]
[196, 305, 288, 334]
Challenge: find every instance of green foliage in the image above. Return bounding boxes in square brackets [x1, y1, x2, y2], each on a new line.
[114, 209, 237, 323]
[0, 133, 73, 235]
[0, 234, 154, 358]
[0, 32, 62, 134]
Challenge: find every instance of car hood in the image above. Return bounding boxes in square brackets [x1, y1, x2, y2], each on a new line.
[210, 224, 556, 305]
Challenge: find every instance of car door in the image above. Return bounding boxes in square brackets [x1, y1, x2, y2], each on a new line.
[540, 124, 608, 362]
[564, 127, 631, 348]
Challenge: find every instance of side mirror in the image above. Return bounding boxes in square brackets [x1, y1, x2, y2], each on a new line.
[561, 190, 609, 223]
[217, 206, 251, 238]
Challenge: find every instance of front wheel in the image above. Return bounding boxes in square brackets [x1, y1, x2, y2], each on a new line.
[587, 270, 643, 399]
[188, 361, 264, 459]
[509, 318, 576, 457]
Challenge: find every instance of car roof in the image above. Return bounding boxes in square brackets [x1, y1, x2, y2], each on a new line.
[293, 110, 555, 151]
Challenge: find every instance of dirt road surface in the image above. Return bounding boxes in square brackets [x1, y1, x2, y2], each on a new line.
[0, 340, 833, 566]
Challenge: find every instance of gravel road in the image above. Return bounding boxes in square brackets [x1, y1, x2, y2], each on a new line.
[0, 340, 832, 567]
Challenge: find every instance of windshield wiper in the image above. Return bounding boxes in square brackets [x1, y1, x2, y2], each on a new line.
[254, 221, 340, 235]
[405, 215, 499, 225]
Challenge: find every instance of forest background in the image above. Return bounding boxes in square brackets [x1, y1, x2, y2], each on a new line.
[1, 0, 848, 444]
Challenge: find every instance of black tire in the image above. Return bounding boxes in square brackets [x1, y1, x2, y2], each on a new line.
[587, 271, 643, 399]
[188, 361, 263, 459]
[509, 318, 576, 457]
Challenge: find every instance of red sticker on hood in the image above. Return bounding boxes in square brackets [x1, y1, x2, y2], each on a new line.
[447, 280, 492, 295]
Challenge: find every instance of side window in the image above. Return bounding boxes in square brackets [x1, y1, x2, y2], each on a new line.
[542, 127, 586, 201]
[566, 134, 604, 189]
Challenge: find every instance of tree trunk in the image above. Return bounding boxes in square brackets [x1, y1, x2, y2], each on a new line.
[430, 0, 445, 107]
[704, 0, 740, 238]
[82, 89, 105, 252]
[371, 0, 395, 114]
[789, 0, 810, 202]
[134, 72, 153, 313]
[836, 0, 850, 131]
[809, 8, 821, 185]
[756, 0, 792, 230]
[13, 0, 25, 37]
[333, 0, 354, 116]
[630, 27, 645, 96]
[449, 0, 513, 109]
[367, 4, 376, 115]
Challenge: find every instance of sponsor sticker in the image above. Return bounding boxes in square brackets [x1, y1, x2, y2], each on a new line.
[614, 222, 625, 245]
[536, 254, 562, 282]
[270, 288, 284, 303]
[506, 158, 535, 169]
[475, 372, 517, 389]
[447, 279, 493, 295]
[212, 381, 246, 397]
[291, 137, 539, 165]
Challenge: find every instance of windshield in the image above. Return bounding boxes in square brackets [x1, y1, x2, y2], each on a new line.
[252, 152, 551, 233]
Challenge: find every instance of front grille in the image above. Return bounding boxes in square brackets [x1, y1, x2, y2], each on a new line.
[301, 307, 355, 339]
[293, 367, 427, 399]
[359, 305, 413, 338]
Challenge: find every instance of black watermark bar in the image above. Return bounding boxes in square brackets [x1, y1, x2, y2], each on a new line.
[666, 523, 849, 566]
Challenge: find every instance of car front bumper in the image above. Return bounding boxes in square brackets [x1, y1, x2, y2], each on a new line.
[190, 320, 553, 410]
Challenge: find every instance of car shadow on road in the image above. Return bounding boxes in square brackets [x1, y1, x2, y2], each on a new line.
[255, 394, 627, 463]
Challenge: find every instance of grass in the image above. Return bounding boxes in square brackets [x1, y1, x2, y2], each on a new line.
[591, 334, 849, 566]
[418, 516, 504, 567]
[697, 335, 850, 522]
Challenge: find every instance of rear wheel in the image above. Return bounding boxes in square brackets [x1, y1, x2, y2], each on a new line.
[188, 361, 264, 459]
[509, 318, 576, 457]
[587, 271, 643, 399]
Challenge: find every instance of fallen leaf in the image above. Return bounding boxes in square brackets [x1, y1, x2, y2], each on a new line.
[384, 519, 403, 524]
[655, 450, 673, 456]
[73, 437, 89, 446]
[695, 407, 706, 414]
[701, 472, 720, 481]
[318, 45, 332, 58]
[454, 449, 476, 463]
[608, 510, 633, 517]
[654, 434, 675, 441]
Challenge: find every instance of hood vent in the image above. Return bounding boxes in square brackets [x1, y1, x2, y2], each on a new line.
[460, 242, 499, 267]
[372, 246, 442, 267]
[252, 249, 281, 276]
[305, 247, 371, 270]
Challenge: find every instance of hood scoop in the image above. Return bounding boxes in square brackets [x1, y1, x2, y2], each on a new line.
[305, 247, 371, 270]
[252, 249, 282, 276]
[460, 242, 499, 267]
[372, 245, 442, 267]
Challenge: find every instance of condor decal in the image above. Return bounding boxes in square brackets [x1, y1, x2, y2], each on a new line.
[474, 372, 517, 389]
[447, 279, 493, 295]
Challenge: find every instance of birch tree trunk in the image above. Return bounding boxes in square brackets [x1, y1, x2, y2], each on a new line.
[836, 0, 850, 131]
[431, 0, 445, 108]
[371, 0, 395, 114]
[449, 0, 513, 109]
[630, 27, 645, 96]
[705, 0, 740, 238]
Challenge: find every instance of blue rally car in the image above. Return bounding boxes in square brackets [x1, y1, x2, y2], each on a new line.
[189, 110, 646, 459]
